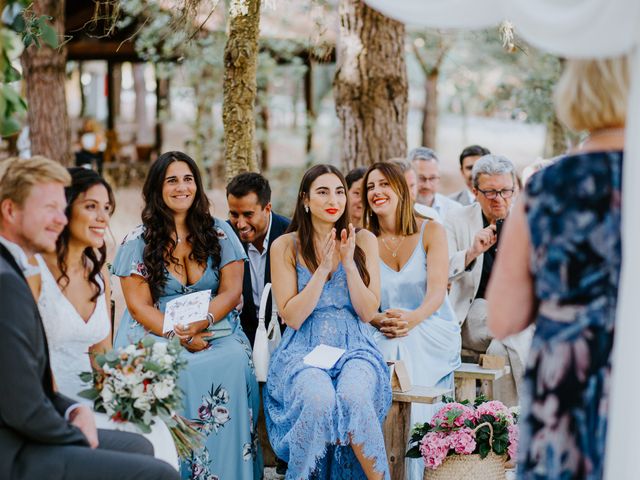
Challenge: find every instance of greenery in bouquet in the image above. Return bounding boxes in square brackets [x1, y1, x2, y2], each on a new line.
[79, 336, 203, 459]
[406, 396, 518, 470]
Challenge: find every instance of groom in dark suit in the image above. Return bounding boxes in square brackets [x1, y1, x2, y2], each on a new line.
[0, 157, 178, 480]
[227, 172, 290, 347]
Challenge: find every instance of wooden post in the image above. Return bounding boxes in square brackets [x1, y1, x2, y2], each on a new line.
[106, 60, 115, 131]
[383, 401, 410, 480]
[454, 377, 477, 403]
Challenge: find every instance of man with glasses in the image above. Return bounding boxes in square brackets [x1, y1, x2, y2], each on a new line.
[409, 147, 461, 222]
[445, 155, 532, 406]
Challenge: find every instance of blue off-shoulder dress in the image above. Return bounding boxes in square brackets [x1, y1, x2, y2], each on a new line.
[113, 218, 262, 480]
[518, 151, 622, 480]
[264, 259, 392, 480]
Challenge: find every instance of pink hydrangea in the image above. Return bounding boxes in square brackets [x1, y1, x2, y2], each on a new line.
[419, 431, 450, 469]
[475, 400, 513, 423]
[447, 427, 477, 454]
[430, 402, 476, 429]
[507, 423, 519, 460]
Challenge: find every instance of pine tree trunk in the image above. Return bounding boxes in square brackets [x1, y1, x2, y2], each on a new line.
[334, 0, 408, 170]
[21, 0, 71, 165]
[545, 113, 567, 157]
[223, 0, 261, 181]
[421, 71, 439, 148]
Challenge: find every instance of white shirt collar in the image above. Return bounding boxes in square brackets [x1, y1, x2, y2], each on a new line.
[0, 235, 40, 276]
[247, 212, 272, 256]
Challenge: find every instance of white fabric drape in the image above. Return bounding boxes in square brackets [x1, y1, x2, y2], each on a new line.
[362, 1, 640, 478]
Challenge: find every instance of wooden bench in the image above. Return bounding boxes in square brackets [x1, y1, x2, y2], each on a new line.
[454, 362, 510, 402]
[383, 385, 451, 480]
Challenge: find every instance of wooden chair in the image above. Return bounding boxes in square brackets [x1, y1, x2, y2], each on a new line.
[454, 362, 511, 402]
[383, 385, 451, 480]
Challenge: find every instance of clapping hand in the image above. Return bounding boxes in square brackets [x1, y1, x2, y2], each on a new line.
[339, 223, 357, 269]
[318, 228, 338, 276]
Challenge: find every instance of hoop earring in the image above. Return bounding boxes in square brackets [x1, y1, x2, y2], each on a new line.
[304, 205, 309, 213]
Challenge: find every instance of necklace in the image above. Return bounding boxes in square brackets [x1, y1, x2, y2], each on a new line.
[381, 235, 405, 258]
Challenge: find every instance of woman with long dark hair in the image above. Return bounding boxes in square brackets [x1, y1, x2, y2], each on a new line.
[112, 152, 261, 479]
[264, 164, 391, 479]
[35, 167, 178, 467]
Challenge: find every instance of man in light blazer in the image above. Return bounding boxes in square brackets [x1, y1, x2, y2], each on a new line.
[0, 157, 178, 480]
[445, 155, 532, 406]
[449, 144, 490, 206]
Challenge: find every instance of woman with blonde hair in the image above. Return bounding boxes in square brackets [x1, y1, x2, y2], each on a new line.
[488, 56, 628, 479]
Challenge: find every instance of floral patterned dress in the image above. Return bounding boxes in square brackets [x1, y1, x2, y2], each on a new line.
[113, 219, 262, 480]
[519, 151, 622, 479]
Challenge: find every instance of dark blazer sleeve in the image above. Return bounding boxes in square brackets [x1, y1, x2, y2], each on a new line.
[0, 272, 87, 446]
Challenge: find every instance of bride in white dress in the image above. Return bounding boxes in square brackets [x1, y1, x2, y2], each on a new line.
[33, 167, 178, 469]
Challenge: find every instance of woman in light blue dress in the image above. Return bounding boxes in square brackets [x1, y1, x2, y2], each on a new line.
[363, 162, 461, 479]
[264, 164, 391, 480]
[113, 151, 261, 479]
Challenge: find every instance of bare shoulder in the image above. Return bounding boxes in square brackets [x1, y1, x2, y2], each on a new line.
[355, 228, 376, 245]
[271, 232, 297, 265]
[423, 220, 446, 247]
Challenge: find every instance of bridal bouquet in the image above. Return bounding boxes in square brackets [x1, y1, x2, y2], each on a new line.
[406, 397, 518, 471]
[79, 336, 202, 458]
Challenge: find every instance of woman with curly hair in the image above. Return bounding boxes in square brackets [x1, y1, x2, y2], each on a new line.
[113, 152, 261, 479]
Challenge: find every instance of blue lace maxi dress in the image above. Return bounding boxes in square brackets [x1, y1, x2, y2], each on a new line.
[371, 221, 461, 479]
[113, 219, 263, 480]
[518, 151, 622, 480]
[264, 261, 392, 479]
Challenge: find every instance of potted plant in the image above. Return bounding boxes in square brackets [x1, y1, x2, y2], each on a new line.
[406, 397, 518, 479]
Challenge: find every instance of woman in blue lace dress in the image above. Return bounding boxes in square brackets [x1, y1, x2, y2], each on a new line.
[264, 164, 391, 480]
[363, 162, 460, 479]
[487, 56, 628, 479]
[113, 151, 261, 479]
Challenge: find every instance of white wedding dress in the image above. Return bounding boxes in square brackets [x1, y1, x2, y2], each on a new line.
[36, 255, 179, 470]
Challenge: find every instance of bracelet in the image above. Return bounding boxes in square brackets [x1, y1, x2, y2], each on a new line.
[164, 330, 175, 340]
[206, 312, 215, 329]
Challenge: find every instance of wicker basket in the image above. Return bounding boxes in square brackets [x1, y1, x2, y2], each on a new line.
[423, 452, 506, 480]
[422, 422, 507, 480]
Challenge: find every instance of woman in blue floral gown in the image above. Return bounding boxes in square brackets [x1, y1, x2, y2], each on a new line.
[264, 164, 391, 479]
[113, 151, 261, 479]
[487, 57, 627, 479]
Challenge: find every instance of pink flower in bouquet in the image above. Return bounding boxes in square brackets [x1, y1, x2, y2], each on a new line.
[430, 402, 475, 429]
[507, 423, 519, 460]
[448, 427, 477, 454]
[419, 431, 450, 469]
[476, 400, 513, 422]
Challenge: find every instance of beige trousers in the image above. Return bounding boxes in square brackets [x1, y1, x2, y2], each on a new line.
[461, 299, 533, 406]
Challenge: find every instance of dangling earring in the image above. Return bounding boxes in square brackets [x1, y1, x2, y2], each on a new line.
[304, 205, 309, 213]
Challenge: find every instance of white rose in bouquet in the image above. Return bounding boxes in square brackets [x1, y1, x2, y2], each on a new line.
[152, 342, 168, 357]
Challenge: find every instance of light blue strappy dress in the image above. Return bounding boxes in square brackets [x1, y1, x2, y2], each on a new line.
[372, 221, 461, 479]
[264, 248, 392, 479]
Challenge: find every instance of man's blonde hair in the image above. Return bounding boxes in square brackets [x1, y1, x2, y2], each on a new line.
[555, 56, 629, 132]
[0, 156, 71, 210]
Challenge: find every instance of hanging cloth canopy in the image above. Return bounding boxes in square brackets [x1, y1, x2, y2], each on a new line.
[361, 1, 640, 478]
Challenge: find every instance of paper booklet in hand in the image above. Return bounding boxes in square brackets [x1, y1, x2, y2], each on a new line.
[163, 290, 211, 333]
